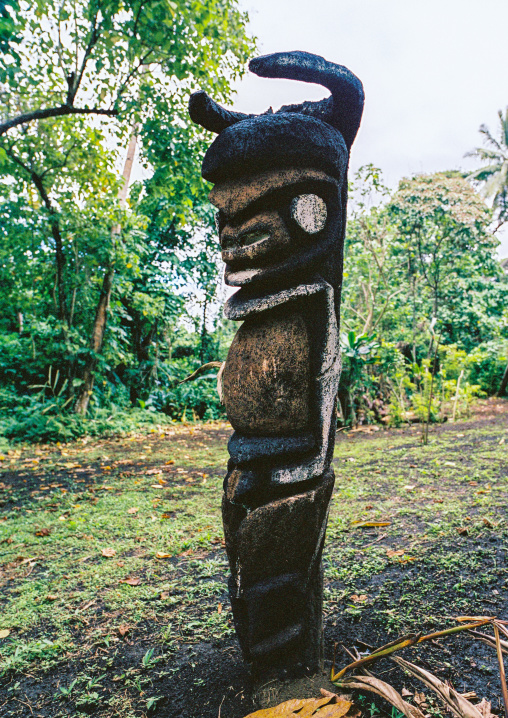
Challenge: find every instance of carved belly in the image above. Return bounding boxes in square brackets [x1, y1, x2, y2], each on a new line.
[222, 310, 311, 435]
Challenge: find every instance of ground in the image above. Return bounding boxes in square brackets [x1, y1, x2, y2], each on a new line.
[0, 399, 507, 718]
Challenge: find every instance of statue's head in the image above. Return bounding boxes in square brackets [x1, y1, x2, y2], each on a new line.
[189, 51, 364, 291]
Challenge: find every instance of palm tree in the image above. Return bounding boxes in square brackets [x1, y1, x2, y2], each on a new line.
[468, 108, 508, 396]
[467, 108, 508, 232]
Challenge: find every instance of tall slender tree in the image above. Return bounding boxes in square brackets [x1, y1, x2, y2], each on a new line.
[467, 108, 508, 232]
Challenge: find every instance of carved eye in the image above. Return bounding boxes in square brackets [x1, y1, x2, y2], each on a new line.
[290, 194, 327, 234]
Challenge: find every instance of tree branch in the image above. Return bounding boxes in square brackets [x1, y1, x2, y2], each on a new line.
[0, 105, 118, 135]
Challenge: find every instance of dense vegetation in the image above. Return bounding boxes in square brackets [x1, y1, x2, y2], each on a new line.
[1, 1, 507, 443]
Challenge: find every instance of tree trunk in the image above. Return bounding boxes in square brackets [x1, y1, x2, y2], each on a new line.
[498, 362, 508, 397]
[30, 171, 68, 325]
[74, 266, 115, 414]
[75, 129, 139, 414]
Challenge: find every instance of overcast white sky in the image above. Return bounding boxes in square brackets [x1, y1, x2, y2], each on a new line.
[227, 0, 508, 253]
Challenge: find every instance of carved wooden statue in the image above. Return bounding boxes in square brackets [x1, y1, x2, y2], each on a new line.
[189, 51, 364, 680]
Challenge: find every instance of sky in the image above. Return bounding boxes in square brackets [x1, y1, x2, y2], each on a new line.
[225, 0, 508, 253]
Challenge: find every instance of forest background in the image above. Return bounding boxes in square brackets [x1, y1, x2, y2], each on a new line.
[1, 0, 508, 445]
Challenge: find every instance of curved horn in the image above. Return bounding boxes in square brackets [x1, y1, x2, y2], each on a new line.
[249, 51, 364, 149]
[189, 90, 253, 134]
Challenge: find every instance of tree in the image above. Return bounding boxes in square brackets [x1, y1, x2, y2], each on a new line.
[342, 169, 505, 357]
[389, 172, 500, 349]
[0, 0, 253, 136]
[467, 108, 508, 232]
[0, 0, 254, 413]
[343, 165, 403, 337]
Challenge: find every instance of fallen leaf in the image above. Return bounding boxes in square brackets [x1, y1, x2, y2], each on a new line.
[46, 594, 58, 601]
[409, 464, 417, 468]
[0, 629, 10, 639]
[244, 695, 352, 717]
[161, 512, 175, 519]
[35, 528, 51, 537]
[482, 517, 494, 528]
[476, 698, 495, 718]
[155, 551, 172, 559]
[350, 594, 368, 603]
[150, 485, 164, 489]
[119, 577, 140, 586]
[456, 527, 468, 536]
[364, 504, 373, 510]
[413, 692, 427, 706]
[127, 507, 139, 515]
[178, 549, 193, 557]
[160, 592, 170, 600]
[101, 547, 116, 557]
[116, 561, 125, 567]
[352, 521, 391, 528]
[117, 625, 130, 637]
[386, 550, 404, 558]
[401, 688, 411, 697]
[165, 460, 175, 465]
[217, 603, 222, 614]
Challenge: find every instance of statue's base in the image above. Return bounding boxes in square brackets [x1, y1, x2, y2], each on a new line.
[251, 669, 339, 709]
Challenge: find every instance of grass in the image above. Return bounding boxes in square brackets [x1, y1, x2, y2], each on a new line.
[0, 403, 507, 717]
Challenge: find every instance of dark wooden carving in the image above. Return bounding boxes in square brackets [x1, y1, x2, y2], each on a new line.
[189, 51, 364, 679]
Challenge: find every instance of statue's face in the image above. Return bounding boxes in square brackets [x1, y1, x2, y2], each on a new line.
[209, 168, 342, 288]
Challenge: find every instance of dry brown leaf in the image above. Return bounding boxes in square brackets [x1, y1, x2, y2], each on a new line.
[127, 507, 139, 514]
[155, 551, 172, 559]
[244, 695, 351, 718]
[401, 688, 412, 697]
[160, 591, 169, 600]
[244, 698, 309, 717]
[386, 550, 405, 558]
[101, 547, 116, 557]
[336, 676, 424, 718]
[119, 577, 140, 586]
[457, 527, 468, 536]
[391, 656, 483, 718]
[413, 693, 427, 706]
[309, 700, 352, 718]
[0, 629, 10, 639]
[117, 625, 130, 637]
[476, 699, 495, 718]
[350, 594, 368, 603]
[46, 594, 58, 601]
[35, 528, 51, 537]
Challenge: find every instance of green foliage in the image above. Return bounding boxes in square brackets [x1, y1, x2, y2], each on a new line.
[0, 0, 506, 441]
[467, 107, 508, 230]
[0, 0, 253, 440]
